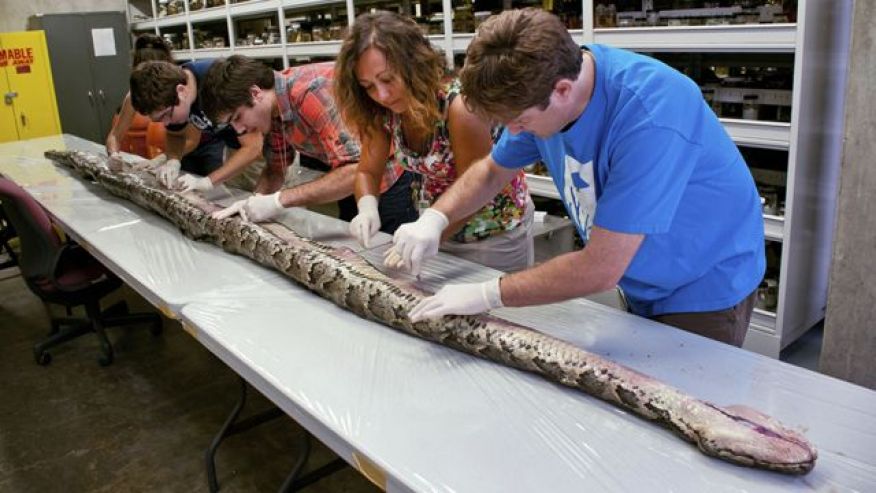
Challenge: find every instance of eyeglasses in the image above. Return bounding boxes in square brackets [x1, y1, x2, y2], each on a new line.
[215, 110, 242, 134]
[151, 103, 175, 123]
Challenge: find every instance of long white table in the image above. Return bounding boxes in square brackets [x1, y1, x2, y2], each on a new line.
[0, 135, 380, 317]
[2, 135, 875, 491]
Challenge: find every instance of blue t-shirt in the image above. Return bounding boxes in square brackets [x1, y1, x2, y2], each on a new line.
[492, 44, 765, 317]
[166, 59, 240, 149]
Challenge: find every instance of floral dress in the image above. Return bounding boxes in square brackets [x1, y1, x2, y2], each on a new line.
[385, 79, 529, 243]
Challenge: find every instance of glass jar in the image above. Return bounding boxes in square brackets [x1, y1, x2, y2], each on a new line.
[617, 16, 636, 28]
[162, 33, 177, 49]
[742, 94, 759, 120]
[594, 4, 617, 28]
[756, 278, 779, 311]
[759, 185, 779, 215]
[776, 105, 791, 123]
[286, 23, 301, 43]
[474, 11, 491, 29]
[701, 88, 716, 113]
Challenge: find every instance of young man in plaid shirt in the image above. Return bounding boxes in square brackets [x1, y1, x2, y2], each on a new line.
[201, 55, 416, 233]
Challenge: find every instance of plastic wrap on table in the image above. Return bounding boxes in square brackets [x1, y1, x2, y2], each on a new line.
[180, 246, 876, 492]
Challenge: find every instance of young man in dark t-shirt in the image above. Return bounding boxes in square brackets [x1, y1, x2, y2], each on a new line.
[128, 60, 279, 192]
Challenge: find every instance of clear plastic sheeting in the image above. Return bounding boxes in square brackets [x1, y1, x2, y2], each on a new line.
[181, 260, 876, 492]
[0, 135, 287, 315]
[183, 214, 876, 491]
[3, 135, 875, 491]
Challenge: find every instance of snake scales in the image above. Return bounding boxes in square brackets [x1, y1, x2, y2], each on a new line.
[46, 149, 816, 474]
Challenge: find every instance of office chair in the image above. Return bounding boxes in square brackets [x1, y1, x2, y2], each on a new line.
[0, 177, 162, 366]
[0, 206, 17, 269]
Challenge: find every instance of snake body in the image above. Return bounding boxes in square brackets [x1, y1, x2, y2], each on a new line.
[46, 149, 816, 474]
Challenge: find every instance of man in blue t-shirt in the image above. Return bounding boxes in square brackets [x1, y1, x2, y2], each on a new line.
[388, 9, 765, 346]
[127, 60, 274, 193]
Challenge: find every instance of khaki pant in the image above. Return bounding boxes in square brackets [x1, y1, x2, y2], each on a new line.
[650, 289, 757, 347]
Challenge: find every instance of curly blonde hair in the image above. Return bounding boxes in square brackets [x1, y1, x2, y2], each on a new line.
[335, 11, 445, 139]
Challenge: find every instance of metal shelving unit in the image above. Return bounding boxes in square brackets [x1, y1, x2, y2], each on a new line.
[127, 0, 852, 357]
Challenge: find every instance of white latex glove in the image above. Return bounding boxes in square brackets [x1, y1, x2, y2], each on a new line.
[385, 208, 448, 275]
[409, 278, 504, 322]
[157, 159, 182, 188]
[176, 174, 214, 193]
[349, 195, 381, 247]
[211, 192, 284, 222]
[107, 152, 125, 172]
[130, 153, 167, 172]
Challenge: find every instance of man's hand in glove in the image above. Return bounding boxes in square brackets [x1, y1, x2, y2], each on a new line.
[156, 159, 182, 189]
[176, 174, 214, 193]
[384, 208, 448, 275]
[130, 153, 167, 172]
[211, 192, 285, 222]
[408, 278, 504, 322]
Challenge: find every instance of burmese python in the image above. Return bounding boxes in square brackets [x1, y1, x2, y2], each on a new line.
[45, 149, 816, 474]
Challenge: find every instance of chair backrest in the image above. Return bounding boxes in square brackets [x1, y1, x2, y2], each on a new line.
[0, 177, 62, 281]
[114, 112, 152, 158]
[146, 122, 166, 159]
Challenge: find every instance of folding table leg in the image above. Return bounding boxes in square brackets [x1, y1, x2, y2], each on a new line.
[206, 376, 348, 492]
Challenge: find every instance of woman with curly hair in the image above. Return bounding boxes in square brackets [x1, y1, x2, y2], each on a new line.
[335, 10, 534, 272]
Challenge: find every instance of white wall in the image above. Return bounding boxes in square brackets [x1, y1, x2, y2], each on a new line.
[0, 0, 126, 33]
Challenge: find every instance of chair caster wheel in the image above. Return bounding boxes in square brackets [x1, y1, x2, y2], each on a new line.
[34, 350, 51, 366]
[98, 352, 114, 367]
[149, 322, 163, 336]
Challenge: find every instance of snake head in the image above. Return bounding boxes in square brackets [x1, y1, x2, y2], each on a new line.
[695, 403, 817, 474]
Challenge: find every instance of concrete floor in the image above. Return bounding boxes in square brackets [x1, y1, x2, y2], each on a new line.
[0, 265, 379, 493]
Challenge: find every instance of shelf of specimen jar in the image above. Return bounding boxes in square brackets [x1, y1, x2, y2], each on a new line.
[594, 23, 796, 53]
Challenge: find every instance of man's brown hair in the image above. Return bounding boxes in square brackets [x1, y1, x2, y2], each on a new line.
[132, 34, 173, 67]
[129, 60, 187, 115]
[201, 55, 275, 123]
[459, 8, 582, 121]
[334, 11, 445, 140]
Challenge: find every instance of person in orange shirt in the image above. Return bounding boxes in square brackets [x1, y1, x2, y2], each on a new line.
[105, 34, 173, 159]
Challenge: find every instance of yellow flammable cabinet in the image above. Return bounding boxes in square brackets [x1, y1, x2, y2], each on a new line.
[0, 31, 61, 142]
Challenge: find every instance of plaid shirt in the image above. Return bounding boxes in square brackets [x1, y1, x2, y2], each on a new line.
[268, 63, 403, 192]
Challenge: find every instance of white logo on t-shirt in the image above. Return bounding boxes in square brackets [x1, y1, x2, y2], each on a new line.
[562, 156, 596, 241]
[189, 112, 212, 131]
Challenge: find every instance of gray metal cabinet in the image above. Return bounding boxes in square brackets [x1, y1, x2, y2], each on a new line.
[29, 12, 130, 143]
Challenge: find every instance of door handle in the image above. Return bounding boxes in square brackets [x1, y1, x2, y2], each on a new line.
[4, 92, 17, 105]
[98, 89, 106, 102]
[87, 90, 95, 105]
[20, 113, 26, 127]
